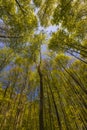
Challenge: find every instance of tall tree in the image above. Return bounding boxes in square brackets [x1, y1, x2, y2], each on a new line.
[0, 0, 87, 130]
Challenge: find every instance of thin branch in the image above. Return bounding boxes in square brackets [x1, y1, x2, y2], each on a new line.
[15, 0, 26, 14]
[0, 35, 22, 39]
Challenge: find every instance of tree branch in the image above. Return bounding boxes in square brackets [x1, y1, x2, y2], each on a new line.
[0, 35, 22, 39]
[15, 0, 26, 14]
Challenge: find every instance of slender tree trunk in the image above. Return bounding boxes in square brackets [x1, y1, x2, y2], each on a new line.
[46, 76, 62, 130]
[49, 72, 71, 130]
[47, 86, 54, 130]
[38, 65, 44, 130]
[62, 65, 87, 94]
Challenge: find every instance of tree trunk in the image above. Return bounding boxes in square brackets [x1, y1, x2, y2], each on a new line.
[38, 65, 44, 130]
[46, 76, 62, 130]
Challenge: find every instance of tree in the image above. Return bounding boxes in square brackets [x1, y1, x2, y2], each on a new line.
[0, 0, 87, 130]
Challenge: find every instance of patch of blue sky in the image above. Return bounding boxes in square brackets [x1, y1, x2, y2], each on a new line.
[0, 42, 4, 48]
[36, 24, 58, 35]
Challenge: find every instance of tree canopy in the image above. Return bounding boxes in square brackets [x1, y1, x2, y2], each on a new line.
[0, 0, 87, 130]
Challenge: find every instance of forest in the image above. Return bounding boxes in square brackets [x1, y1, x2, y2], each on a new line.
[0, 0, 87, 130]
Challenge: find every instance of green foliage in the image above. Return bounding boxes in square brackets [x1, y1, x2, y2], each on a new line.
[0, 0, 87, 130]
[33, 0, 42, 7]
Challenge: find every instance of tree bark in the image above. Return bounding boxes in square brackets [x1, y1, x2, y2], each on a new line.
[38, 65, 44, 130]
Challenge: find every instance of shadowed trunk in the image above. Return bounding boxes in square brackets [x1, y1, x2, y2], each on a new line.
[38, 65, 44, 130]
